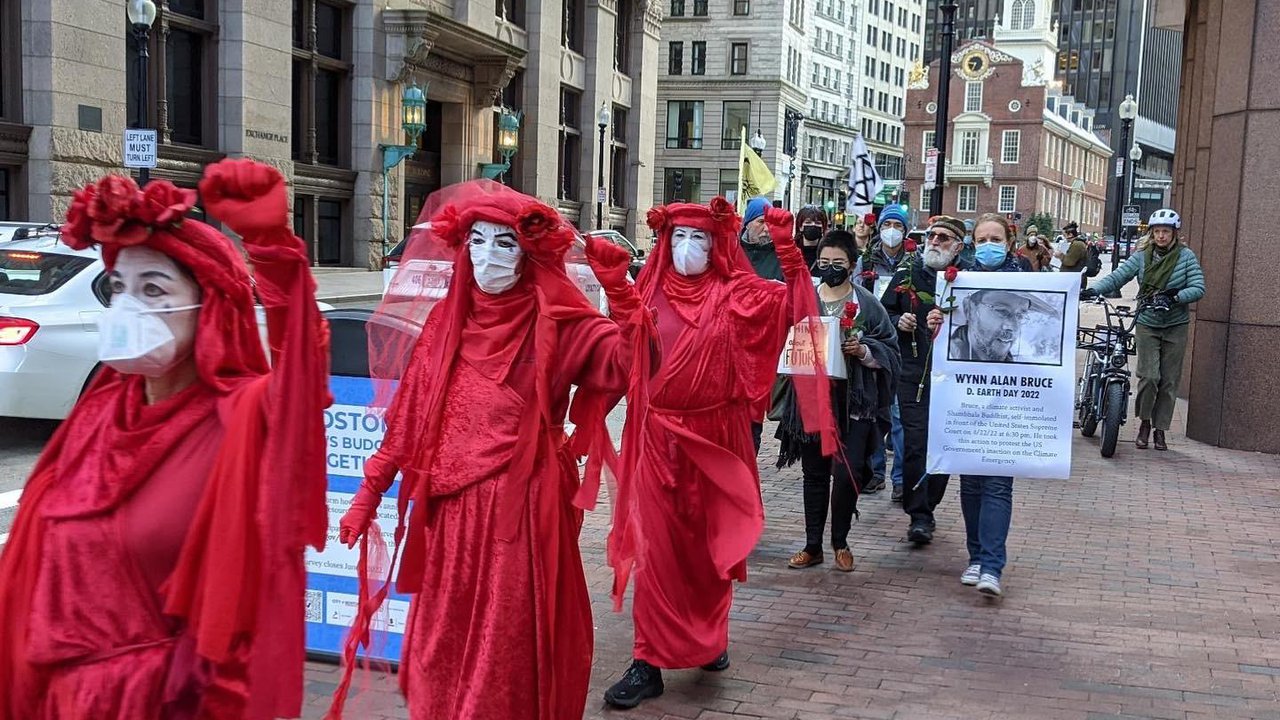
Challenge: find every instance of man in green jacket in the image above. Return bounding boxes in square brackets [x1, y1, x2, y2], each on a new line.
[1082, 209, 1205, 450]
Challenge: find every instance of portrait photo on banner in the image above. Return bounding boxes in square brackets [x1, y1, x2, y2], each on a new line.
[945, 287, 1067, 367]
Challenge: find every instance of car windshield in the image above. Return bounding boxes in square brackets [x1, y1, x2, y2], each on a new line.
[0, 249, 94, 296]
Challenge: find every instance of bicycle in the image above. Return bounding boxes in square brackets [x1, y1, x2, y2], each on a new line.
[1074, 297, 1157, 457]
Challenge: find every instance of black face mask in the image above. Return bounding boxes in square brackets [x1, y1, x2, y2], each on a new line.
[819, 265, 851, 287]
[801, 226, 823, 242]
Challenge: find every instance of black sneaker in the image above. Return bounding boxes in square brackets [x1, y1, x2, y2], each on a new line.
[701, 651, 730, 672]
[603, 659, 664, 709]
[890, 485, 903, 503]
[907, 523, 933, 545]
[862, 477, 886, 494]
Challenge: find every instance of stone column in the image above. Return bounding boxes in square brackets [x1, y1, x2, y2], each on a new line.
[522, 0, 566, 205]
[627, 0, 661, 246]
[1178, 0, 1280, 453]
[581, 0, 616, 231]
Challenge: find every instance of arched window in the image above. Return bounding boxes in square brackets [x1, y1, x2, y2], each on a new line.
[1009, 0, 1025, 30]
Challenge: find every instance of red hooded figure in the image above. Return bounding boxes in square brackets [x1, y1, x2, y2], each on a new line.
[0, 160, 330, 720]
[602, 198, 835, 708]
[327, 181, 649, 720]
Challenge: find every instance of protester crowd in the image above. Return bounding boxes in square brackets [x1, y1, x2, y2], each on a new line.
[0, 165, 1203, 719]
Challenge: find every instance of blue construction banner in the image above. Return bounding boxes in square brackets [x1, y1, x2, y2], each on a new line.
[304, 374, 411, 662]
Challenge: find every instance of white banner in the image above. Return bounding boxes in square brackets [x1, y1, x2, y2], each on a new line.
[847, 134, 883, 217]
[926, 271, 1079, 479]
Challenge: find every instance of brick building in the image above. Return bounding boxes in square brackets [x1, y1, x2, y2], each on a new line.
[902, 34, 1113, 234]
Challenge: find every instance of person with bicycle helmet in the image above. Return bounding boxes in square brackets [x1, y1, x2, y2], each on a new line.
[1082, 209, 1205, 450]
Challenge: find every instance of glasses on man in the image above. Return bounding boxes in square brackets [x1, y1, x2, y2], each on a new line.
[926, 231, 958, 244]
[815, 259, 851, 269]
[980, 303, 1029, 323]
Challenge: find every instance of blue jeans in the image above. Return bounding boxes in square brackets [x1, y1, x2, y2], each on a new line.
[959, 475, 1013, 578]
[871, 400, 905, 488]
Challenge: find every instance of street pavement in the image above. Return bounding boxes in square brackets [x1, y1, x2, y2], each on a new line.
[2, 280, 1279, 719]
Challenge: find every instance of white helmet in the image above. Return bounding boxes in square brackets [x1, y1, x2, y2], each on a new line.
[1148, 208, 1181, 229]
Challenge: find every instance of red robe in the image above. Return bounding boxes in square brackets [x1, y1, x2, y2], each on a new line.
[0, 168, 329, 720]
[618, 202, 818, 669]
[355, 287, 634, 720]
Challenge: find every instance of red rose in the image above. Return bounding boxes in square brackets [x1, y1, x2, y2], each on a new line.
[62, 185, 98, 250]
[138, 182, 196, 226]
[863, 213, 877, 226]
[707, 196, 735, 221]
[515, 205, 558, 242]
[429, 204, 464, 248]
[859, 270, 877, 280]
[843, 301, 859, 319]
[839, 316, 855, 330]
[88, 175, 148, 246]
[904, 239, 918, 253]
[646, 206, 669, 233]
[944, 266, 959, 283]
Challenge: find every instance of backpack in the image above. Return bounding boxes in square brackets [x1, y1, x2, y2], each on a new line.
[1085, 242, 1102, 277]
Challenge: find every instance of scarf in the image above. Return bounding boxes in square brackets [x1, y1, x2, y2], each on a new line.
[1140, 238, 1182, 297]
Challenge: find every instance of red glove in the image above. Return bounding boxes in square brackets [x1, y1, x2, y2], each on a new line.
[763, 207, 796, 248]
[198, 158, 289, 238]
[338, 484, 383, 548]
[584, 235, 633, 291]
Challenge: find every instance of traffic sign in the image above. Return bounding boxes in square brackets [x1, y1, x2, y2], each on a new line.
[924, 148, 938, 188]
[123, 129, 157, 169]
[596, 187, 607, 203]
[1121, 204, 1141, 227]
[1114, 157, 1124, 178]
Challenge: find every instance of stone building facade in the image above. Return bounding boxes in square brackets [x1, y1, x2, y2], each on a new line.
[903, 36, 1112, 233]
[0, 0, 660, 267]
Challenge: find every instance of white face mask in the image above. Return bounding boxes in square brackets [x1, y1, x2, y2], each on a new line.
[1028, 236, 1038, 245]
[97, 293, 201, 377]
[468, 221, 523, 294]
[880, 227, 904, 248]
[671, 225, 711, 276]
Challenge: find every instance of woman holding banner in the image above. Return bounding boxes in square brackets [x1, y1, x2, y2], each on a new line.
[329, 182, 650, 720]
[0, 160, 331, 720]
[926, 213, 1024, 597]
[778, 232, 900, 572]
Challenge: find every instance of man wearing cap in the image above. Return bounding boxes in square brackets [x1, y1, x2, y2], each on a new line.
[880, 215, 970, 545]
[1018, 225, 1052, 271]
[1055, 221, 1088, 289]
[950, 290, 1032, 362]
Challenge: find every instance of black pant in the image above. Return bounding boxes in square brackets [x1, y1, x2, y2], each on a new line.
[798, 418, 876, 553]
[897, 383, 949, 528]
[751, 421, 763, 453]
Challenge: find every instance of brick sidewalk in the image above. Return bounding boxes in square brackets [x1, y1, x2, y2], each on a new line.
[301, 292, 1280, 719]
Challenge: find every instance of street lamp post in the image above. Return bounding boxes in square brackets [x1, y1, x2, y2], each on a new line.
[479, 108, 523, 183]
[749, 130, 766, 157]
[1127, 142, 1142, 205]
[782, 110, 803, 209]
[596, 103, 610, 231]
[127, 0, 158, 186]
[929, 0, 959, 216]
[379, 81, 428, 260]
[1107, 94, 1138, 288]
[799, 162, 810, 206]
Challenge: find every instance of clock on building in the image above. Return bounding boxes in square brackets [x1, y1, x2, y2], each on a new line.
[960, 49, 988, 79]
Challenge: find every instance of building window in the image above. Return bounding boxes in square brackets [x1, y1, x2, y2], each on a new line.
[718, 168, 738, 200]
[610, 106, 628, 207]
[733, 0, 749, 15]
[665, 100, 703, 149]
[1001, 130, 1021, 163]
[497, 0, 525, 26]
[558, 87, 582, 199]
[998, 185, 1017, 213]
[730, 43, 749, 75]
[721, 100, 751, 150]
[0, 0, 20, 123]
[964, 81, 982, 113]
[691, 41, 706, 75]
[668, 41, 683, 75]
[670, 0, 684, 16]
[664, 168, 701, 202]
[292, 194, 348, 266]
[615, 0, 632, 72]
[292, 0, 352, 166]
[563, 0, 584, 51]
[693, 0, 708, 15]
[127, 0, 219, 148]
[959, 129, 980, 165]
[958, 185, 977, 213]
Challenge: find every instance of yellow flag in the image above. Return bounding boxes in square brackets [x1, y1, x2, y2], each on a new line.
[737, 127, 777, 215]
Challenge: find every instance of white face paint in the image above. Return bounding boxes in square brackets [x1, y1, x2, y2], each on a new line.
[99, 246, 201, 377]
[468, 221, 523, 294]
[670, 225, 711, 276]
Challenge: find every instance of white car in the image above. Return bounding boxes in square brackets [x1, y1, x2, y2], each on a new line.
[0, 232, 332, 420]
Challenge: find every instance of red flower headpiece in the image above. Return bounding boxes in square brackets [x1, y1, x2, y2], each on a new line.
[428, 189, 575, 264]
[62, 175, 196, 250]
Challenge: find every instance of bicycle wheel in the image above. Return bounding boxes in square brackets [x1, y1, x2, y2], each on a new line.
[1077, 358, 1098, 437]
[1100, 381, 1124, 458]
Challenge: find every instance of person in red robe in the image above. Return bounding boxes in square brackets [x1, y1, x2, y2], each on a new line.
[326, 182, 650, 720]
[0, 159, 330, 720]
[602, 197, 836, 708]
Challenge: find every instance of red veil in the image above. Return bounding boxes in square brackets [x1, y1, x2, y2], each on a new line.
[0, 164, 329, 720]
[329, 181, 625, 715]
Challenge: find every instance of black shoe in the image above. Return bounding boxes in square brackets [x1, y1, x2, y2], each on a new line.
[862, 477, 885, 494]
[907, 523, 934, 545]
[604, 660, 664, 709]
[701, 651, 730, 672]
[891, 485, 903, 503]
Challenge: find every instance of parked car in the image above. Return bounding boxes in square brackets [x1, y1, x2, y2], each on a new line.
[0, 233, 332, 420]
[0, 222, 60, 245]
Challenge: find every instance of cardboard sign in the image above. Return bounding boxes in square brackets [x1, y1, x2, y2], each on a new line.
[777, 316, 847, 379]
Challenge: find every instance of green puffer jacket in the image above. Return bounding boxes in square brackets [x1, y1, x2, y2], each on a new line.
[1091, 244, 1206, 328]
